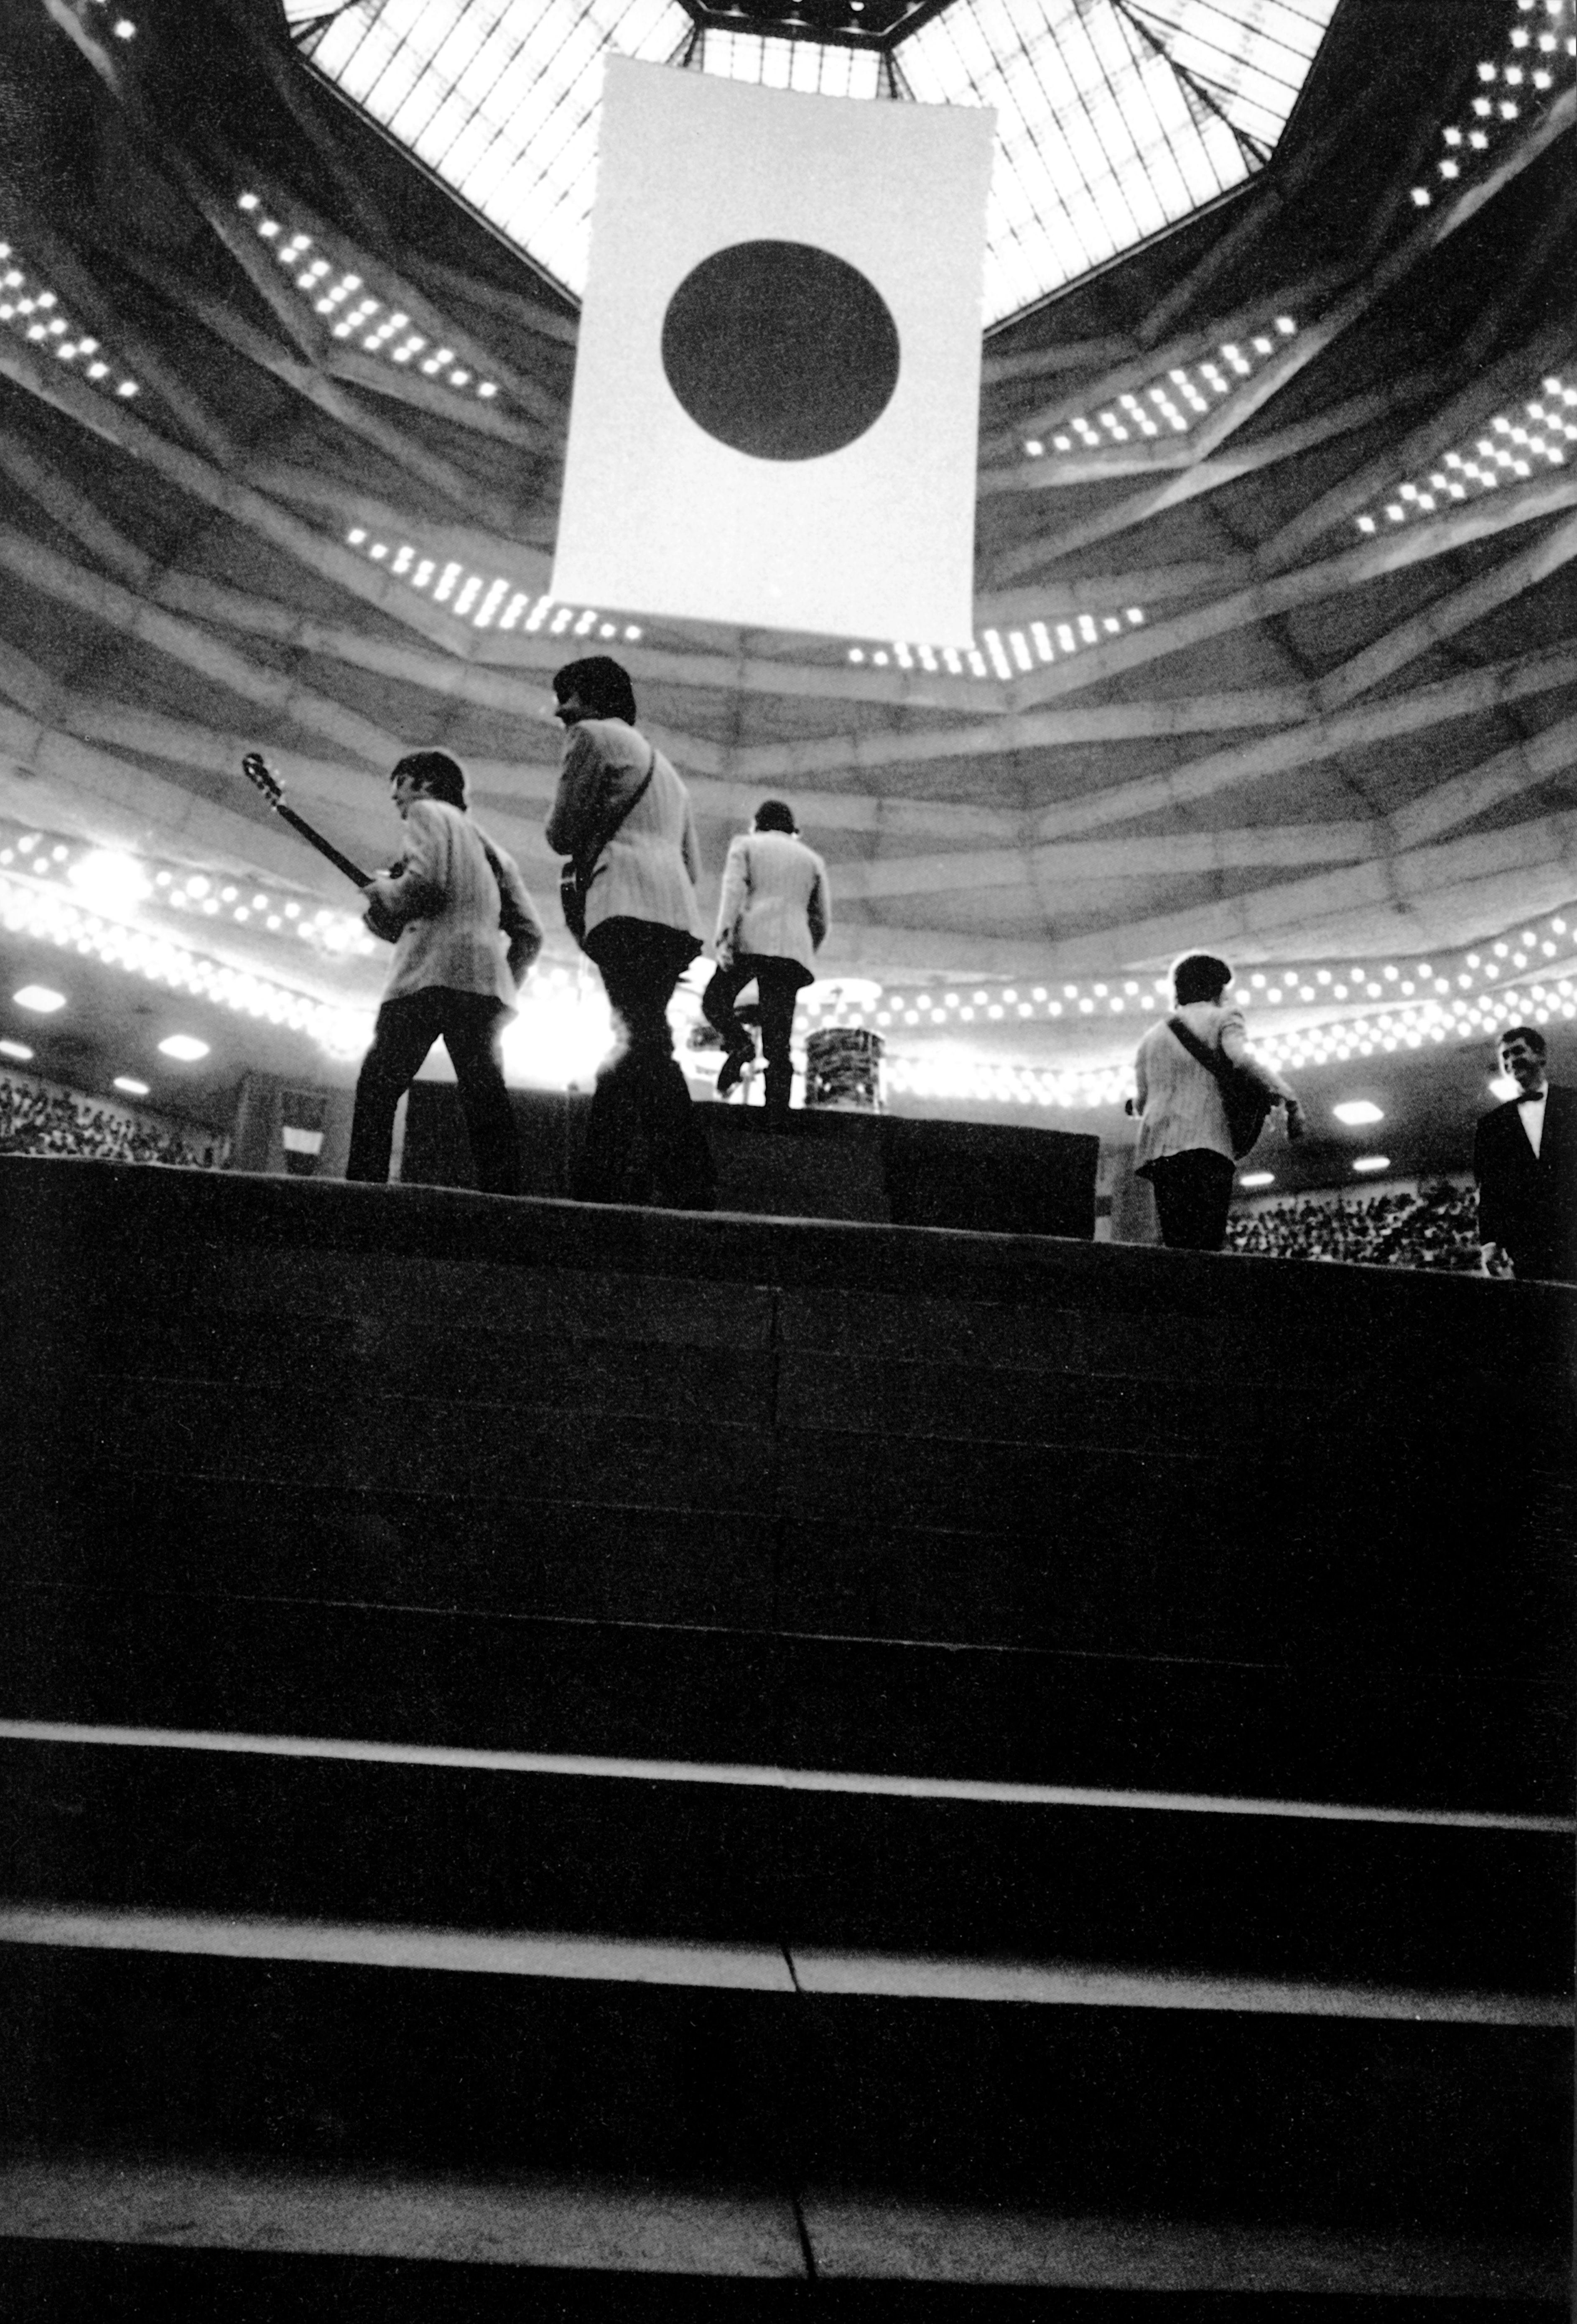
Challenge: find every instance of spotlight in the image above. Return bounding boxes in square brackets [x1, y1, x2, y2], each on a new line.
[13, 985, 66, 1013]
[69, 849, 150, 912]
[1332, 1099, 1384, 1126]
[157, 1034, 209, 1062]
[113, 1076, 150, 1096]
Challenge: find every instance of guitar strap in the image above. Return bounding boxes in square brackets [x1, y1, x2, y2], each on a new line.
[476, 829, 520, 931]
[1167, 1013, 1233, 1084]
[578, 745, 657, 885]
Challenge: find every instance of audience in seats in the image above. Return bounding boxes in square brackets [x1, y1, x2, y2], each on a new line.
[1225, 1181, 1484, 1271]
[0, 1072, 219, 1168]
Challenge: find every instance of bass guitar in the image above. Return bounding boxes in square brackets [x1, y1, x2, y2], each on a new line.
[240, 751, 400, 942]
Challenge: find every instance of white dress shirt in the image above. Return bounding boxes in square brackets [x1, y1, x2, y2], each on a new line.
[1517, 1088, 1547, 1157]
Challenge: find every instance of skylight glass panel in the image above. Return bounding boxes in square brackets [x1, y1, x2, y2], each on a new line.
[699, 31, 884, 100]
[298, 0, 1338, 324]
[305, 0, 692, 295]
[899, 0, 1334, 320]
[1126, 0, 1332, 147]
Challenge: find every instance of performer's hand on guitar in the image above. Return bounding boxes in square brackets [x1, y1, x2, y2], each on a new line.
[362, 870, 405, 945]
[362, 897, 402, 944]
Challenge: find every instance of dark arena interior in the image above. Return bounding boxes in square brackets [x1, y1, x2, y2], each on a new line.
[0, 0, 1573, 2316]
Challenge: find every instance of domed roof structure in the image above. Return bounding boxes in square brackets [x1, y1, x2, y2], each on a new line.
[290, 0, 1341, 324]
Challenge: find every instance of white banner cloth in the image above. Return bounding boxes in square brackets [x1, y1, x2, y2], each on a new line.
[551, 58, 994, 648]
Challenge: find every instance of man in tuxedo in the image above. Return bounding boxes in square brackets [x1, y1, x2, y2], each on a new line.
[1474, 1026, 1577, 1283]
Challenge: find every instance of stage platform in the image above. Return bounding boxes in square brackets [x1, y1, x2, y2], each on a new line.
[397, 1081, 1103, 1238]
[1, 1158, 1571, 2315]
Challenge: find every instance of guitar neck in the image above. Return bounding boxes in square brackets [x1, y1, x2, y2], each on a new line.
[273, 802, 372, 891]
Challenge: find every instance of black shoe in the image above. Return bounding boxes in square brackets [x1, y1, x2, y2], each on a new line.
[715, 1047, 753, 1097]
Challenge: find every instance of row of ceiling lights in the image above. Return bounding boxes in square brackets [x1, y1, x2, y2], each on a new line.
[5, 825, 1574, 1041]
[1355, 375, 1574, 533]
[236, 193, 502, 402]
[857, 918, 1577, 1028]
[0, 952, 1530, 1142]
[343, 527, 639, 642]
[338, 521, 1145, 677]
[4, 980, 206, 1083]
[0, 866, 372, 1061]
[0, 835, 373, 959]
[0, 241, 140, 401]
[1409, 0, 1574, 209]
[851, 607, 1146, 677]
[1018, 316, 1298, 462]
[1240, 1157, 1395, 1190]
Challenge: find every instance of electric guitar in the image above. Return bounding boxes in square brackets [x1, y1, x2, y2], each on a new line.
[240, 751, 401, 941]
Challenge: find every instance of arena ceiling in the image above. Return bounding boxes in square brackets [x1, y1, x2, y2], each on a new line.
[0, 0, 1574, 1133]
[288, 0, 1341, 324]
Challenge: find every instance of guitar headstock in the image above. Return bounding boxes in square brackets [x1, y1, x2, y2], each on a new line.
[241, 751, 283, 806]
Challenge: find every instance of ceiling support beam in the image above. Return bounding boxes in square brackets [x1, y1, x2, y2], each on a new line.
[403, 251, 578, 354]
[1135, 53, 1420, 350]
[721, 689, 1311, 784]
[980, 375, 1432, 502]
[1030, 642, 1577, 844]
[203, 0, 579, 353]
[1026, 812, 1577, 981]
[5, 204, 237, 469]
[1313, 504, 1577, 713]
[982, 378, 1434, 581]
[1191, 92, 1576, 464]
[119, 250, 555, 528]
[833, 821, 1378, 906]
[979, 270, 1336, 460]
[318, 352, 550, 452]
[170, 155, 562, 432]
[975, 562, 1248, 625]
[1004, 474, 1577, 717]
[0, 528, 399, 766]
[0, 698, 364, 913]
[0, 434, 153, 592]
[1253, 318, 1577, 575]
[1391, 708, 1577, 852]
[980, 333, 1138, 392]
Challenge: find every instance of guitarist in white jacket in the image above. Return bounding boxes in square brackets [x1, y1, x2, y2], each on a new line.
[346, 750, 541, 1194]
[703, 801, 830, 1128]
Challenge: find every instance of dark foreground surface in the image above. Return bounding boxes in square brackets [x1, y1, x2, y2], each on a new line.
[1, 1158, 1571, 2314]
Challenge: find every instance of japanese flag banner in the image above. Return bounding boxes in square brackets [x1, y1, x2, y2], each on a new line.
[551, 56, 995, 648]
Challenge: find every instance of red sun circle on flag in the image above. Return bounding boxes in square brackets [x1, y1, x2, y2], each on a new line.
[661, 240, 901, 462]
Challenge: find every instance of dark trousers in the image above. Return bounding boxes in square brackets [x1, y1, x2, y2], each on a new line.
[1507, 1241, 1577, 1285]
[1145, 1147, 1236, 1251]
[579, 917, 716, 1209]
[702, 955, 806, 1127]
[346, 986, 519, 1196]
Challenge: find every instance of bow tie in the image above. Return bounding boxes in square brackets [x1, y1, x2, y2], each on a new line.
[1516, 1089, 1545, 1103]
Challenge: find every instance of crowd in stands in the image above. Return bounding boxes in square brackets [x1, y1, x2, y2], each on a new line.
[1225, 1179, 1484, 1272]
[0, 1071, 221, 1169]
